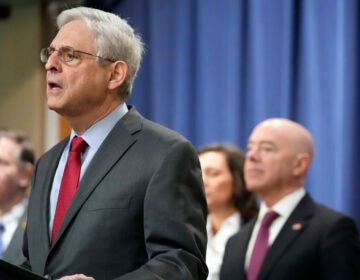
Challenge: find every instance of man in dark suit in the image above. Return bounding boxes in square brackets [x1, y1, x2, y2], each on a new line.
[220, 118, 360, 280]
[0, 129, 35, 265]
[22, 6, 207, 280]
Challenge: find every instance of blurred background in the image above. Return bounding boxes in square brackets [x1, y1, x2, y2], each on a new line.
[0, 0, 359, 227]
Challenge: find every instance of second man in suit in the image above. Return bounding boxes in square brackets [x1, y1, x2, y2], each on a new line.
[220, 118, 360, 280]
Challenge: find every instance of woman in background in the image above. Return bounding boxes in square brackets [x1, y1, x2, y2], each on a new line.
[198, 143, 258, 280]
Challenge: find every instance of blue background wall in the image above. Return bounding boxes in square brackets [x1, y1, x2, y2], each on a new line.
[86, 0, 360, 227]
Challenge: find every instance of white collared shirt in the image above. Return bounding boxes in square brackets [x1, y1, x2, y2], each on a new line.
[0, 198, 28, 251]
[245, 187, 306, 269]
[206, 212, 241, 280]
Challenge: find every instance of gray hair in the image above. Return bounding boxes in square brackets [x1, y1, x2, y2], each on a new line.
[0, 129, 35, 167]
[57, 7, 144, 100]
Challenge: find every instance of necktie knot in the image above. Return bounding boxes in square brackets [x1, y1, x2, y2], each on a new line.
[70, 137, 88, 153]
[261, 210, 279, 228]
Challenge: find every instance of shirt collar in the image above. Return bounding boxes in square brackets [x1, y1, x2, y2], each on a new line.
[206, 212, 241, 236]
[70, 102, 128, 151]
[258, 187, 306, 221]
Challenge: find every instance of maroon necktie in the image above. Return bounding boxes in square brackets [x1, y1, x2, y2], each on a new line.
[51, 137, 88, 244]
[247, 210, 279, 280]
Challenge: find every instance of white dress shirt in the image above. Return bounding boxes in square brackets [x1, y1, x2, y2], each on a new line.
[0, 198, 28, 252]
[206, 212, 241, 280]
[245, 187, 306, 269]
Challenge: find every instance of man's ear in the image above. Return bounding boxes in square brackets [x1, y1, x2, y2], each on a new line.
[293, 153, 311, 176]
[19, 162, 34, 189]
[108, 61, 128, 90]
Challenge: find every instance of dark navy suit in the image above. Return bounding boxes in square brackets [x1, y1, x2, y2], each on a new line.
[221, 194, 360, 280]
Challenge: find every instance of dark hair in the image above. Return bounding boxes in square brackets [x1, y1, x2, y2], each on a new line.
[0, 129, 35, 166]
[198, 143, 258, 223]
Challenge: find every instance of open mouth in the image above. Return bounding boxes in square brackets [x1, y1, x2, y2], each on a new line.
[48, 81, 62, 90]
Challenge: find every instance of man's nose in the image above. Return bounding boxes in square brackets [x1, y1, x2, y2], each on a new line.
[45, 51, 60, 71]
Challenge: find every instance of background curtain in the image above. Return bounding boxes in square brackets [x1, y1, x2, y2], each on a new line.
[85, 0, 360, 227]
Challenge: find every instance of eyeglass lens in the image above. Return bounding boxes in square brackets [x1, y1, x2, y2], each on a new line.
[40, 47, 76, 63]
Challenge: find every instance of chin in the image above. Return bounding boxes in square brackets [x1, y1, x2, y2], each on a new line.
[47, 103, 58, 112]
[245, 183, 261, 192]
[47, 104, 64, 116]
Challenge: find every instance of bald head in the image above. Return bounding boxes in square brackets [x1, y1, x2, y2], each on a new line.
[259, 118, 314, 160]
[244, 118, 314, 206]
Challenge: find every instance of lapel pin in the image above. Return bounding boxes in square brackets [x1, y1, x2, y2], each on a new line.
[21, 221, 27, 229]
[292, 223, 302, 231]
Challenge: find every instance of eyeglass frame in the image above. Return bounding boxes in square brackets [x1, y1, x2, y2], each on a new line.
[40, 46, 116, 64]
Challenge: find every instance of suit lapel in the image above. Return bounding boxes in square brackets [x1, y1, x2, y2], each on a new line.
[39, 140, 68, 248]
[222, 218, 256, 279]
[238, 219, 256, 278]
[50, 108, 142, 247]
[257, 195, 315, 279]
[26, 139, 67, 273]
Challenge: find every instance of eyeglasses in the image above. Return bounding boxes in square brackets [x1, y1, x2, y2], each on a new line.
[40, 46, 116, 63]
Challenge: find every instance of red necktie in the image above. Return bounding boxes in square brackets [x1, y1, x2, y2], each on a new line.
[51, 137, 88, 244]
[247, 210, 279, 280]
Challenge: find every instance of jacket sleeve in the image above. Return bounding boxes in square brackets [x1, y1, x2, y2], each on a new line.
[117, 140, 208, 280]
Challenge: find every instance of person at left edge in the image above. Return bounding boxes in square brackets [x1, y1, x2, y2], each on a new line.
[0, 129, 35, 265]
[22, 6, 208, 280]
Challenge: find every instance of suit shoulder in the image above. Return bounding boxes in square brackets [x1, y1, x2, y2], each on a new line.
[142, 118, 188, 142]
[311, 202, 358, 231]
[127, 119, 197, 162]
[313, 202, 354, 222]
[124, 106, 191, 145]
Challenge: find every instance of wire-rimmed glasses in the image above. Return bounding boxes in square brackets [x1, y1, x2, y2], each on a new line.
[40, 46, 116, 63]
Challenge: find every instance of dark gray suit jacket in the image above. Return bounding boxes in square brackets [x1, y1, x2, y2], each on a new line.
[220, 194, 360, 280]
[23, 106, 208, 280]
[3, 209, 27, 265]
